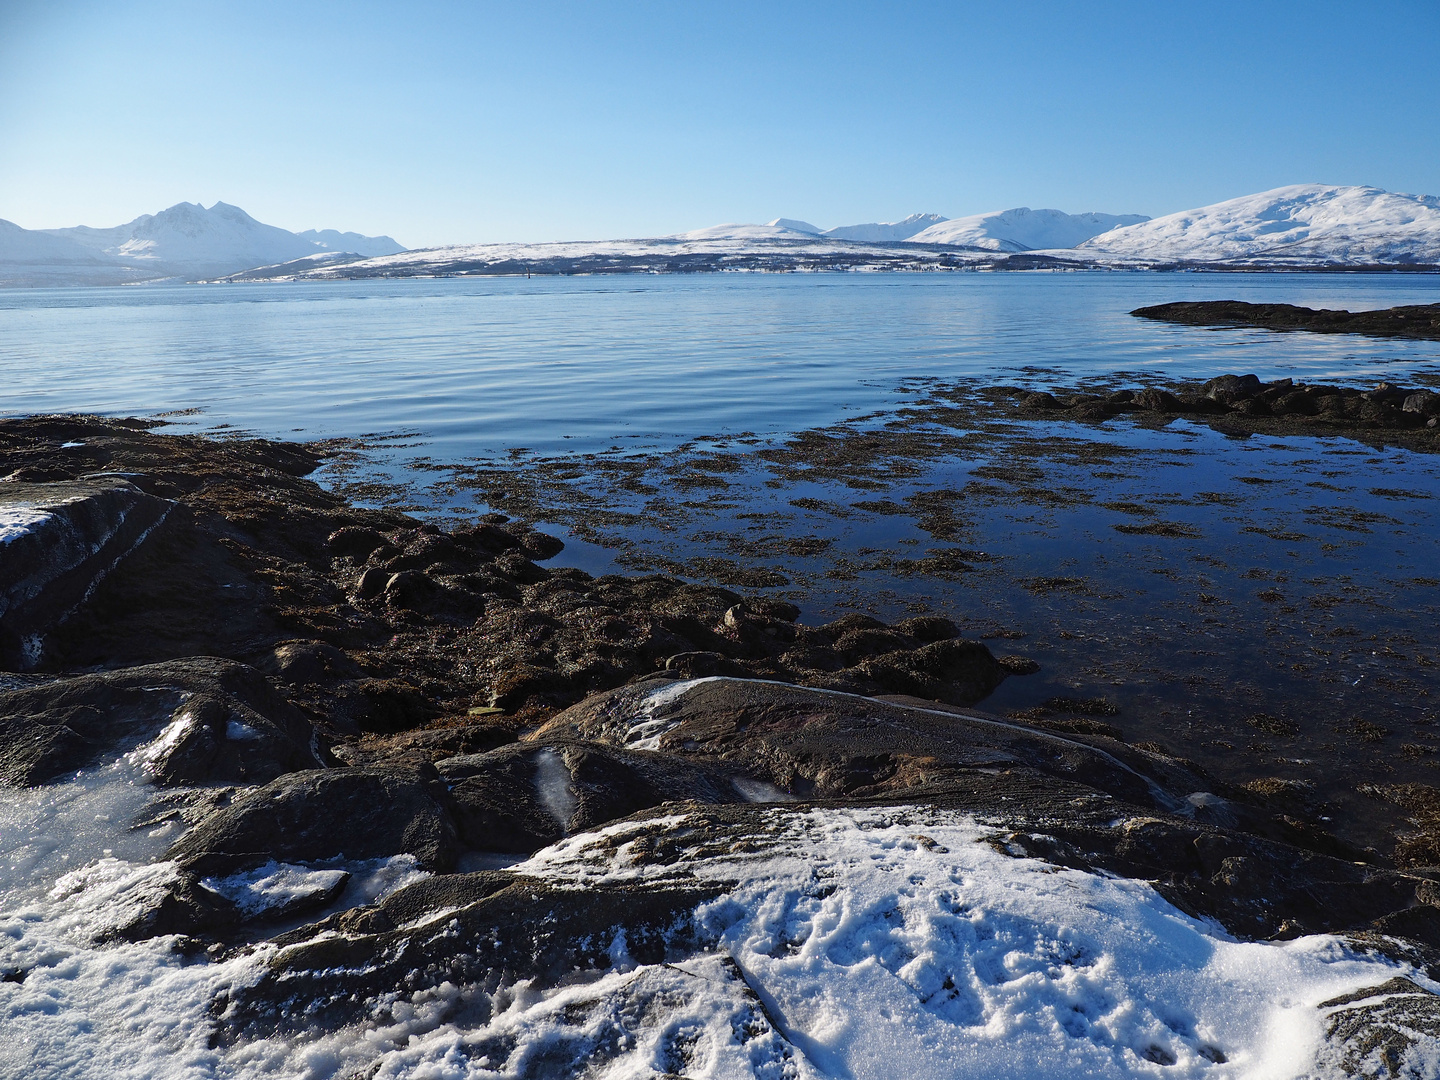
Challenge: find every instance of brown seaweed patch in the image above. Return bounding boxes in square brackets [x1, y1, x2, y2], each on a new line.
[1113, 521, 1203, 539]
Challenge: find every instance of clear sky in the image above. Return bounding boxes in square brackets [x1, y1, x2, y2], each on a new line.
[1, 0, 1437, 247]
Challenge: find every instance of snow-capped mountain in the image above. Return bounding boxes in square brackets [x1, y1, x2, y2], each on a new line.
[672, 222, 824, 240]
[822, 213, 949, 242]
[295, 228, 407, 257]
[0, 202, 406, 285]
[680, 210, 1144, 251]
[1077, 184, 1440, 264]
[766, 218, 824, 235]
[45, 202, 322, 275]
[909, 208, 1150, 251]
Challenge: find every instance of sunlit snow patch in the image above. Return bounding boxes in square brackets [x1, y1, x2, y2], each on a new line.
[0, 505, 52, 545]
[369, 807, 1438, 1079]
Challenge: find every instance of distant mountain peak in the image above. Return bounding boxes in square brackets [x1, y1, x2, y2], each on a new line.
[1077, 184, 1440, 263]
[766, 218, 823, 235]
[2, 201, 406, 285]
[823, 214, 948, 242]
[908, 208, 1150, 251]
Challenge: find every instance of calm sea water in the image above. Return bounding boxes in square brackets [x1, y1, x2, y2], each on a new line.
[2, 272, 1438, 457]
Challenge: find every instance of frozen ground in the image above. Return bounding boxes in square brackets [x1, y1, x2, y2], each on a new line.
[2, 758, 1436, 1079]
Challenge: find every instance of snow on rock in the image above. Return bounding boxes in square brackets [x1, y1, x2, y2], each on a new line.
[1077, 184, 1440, 265]
[910, 208, 1150, 251]
[229, 807, 1437, 1079]
[823, 213, 950, 242]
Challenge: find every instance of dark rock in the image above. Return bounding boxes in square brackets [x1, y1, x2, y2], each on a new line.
[1134, 388, 1184, 411]
[488, 662, 572, 710]
[1132, 301, 1440, 341]
[664, 651, 745, 679]
[892, 615, 959, 642]
[438, 739, 753, 852]
[520, 530, 565, 561]
[383, 570, 438, 611]
[0, 656, 317, 786]
[351, 565, 388, 600]
[859, 638, 1009, 705]
[268, 640, 361, 684]
[331, 721, 518, 768]
[1020, 391, 1062, 409]
[0, 479, 173, 670]
[1404, 390, 1440, 418]
[453, 522, 522, 553]
[325, 526, 387, 558]
[537, 678, 1184, 805]
[168, 765, 461, 876]
[1202, 373, 1262, 405]
[1230, 397, 1272, 417]
[1273, 390, 1320, 416]
[355, 678, 439, 733]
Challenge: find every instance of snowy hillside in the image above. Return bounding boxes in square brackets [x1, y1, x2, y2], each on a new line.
[0, 202, 406, 284]
[910, 208, 1150, 251]
[1077, 184, 1440, 264]
[824, 212, 949, 242]
[0, 219, 108, 265]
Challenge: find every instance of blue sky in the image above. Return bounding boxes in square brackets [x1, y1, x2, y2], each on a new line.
[1, 0, 1436, 246]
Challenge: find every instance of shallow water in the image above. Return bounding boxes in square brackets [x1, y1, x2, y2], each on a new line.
[2, 273, 1438, 457]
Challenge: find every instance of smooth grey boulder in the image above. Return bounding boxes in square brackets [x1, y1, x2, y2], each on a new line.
[0, 656, 318, 786]
[0, 478, 173, 670]
[167, 764, 462, 876]
[534, 676, 1180, 807]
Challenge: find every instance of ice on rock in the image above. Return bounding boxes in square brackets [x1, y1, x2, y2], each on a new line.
[533, 748, 578, 832]
[200, 862, 350, 919]
[623, 676, 724, 751]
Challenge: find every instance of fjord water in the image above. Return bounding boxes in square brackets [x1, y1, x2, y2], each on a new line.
[3, 272, 1438, 455]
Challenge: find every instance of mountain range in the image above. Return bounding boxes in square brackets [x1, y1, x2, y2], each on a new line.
[0, 202, 405, 286]
[4, 184, 1438, 286]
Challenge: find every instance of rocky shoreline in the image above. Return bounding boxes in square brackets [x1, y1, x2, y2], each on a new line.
[3, 414, 1440, 1075]
[1135, 301, 1440, 342]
